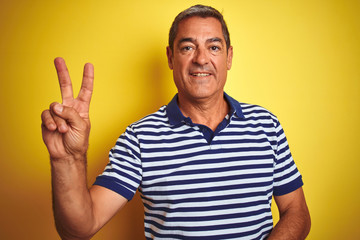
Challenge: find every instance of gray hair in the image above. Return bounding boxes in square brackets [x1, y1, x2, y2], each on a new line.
[168, 5, 231, 51]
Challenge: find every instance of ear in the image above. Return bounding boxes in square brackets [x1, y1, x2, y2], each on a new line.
[166, 46, 174, 70]
[227, 46, 233, 70]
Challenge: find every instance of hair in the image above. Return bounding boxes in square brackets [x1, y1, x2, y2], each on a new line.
[168, 5, 231, 52]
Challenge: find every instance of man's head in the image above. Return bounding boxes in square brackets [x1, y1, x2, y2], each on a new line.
[168, 5, 231, 52]
[166, 5, 233, 102]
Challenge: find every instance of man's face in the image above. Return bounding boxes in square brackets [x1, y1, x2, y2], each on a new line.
[167, 16, 233, 102]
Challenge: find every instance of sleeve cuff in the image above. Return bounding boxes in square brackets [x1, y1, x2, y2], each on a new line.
[273, 175, 304, 196]
[93, 175, 136, 201]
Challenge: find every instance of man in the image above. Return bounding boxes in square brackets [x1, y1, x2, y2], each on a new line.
[41, 5, 311, 240]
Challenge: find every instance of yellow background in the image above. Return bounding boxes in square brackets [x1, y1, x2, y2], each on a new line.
[0, 0, 359, 239]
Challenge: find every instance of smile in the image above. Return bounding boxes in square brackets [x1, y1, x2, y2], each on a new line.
[191, 73, 211, 77]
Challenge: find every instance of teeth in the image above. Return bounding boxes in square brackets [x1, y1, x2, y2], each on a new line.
[192, 73, 210, 77]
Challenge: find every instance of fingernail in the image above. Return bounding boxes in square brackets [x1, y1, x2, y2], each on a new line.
[55, 104, 63, 113]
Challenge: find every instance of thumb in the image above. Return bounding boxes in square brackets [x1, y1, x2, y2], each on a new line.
[53, 103, 64, 114]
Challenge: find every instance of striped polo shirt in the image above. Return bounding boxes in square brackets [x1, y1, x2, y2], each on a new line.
[94, 93, 303, 239]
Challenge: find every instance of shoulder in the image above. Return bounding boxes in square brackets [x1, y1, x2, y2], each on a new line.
[239, 102, 279, 123]
[128, 105, 169, 130]
[225, 93, 279, 124]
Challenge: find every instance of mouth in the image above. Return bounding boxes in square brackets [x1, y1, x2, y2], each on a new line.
[190, 72, 211, 77]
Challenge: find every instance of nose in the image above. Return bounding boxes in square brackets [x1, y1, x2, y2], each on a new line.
[192, 47, 209, 66]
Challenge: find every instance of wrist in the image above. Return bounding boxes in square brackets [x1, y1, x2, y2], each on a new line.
[50, 153, 87, 165]
[50, 154, 88, 190]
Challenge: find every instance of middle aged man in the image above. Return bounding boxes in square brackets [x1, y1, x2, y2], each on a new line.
[42, 4, 311, 240]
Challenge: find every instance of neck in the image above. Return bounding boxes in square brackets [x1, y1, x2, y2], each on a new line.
[178, 92, 229, 131]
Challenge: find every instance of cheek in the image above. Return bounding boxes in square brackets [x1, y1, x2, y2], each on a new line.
[174, 60, 189, 77]
[215, 62, 229, 84]
[174, 53, 192, 67]
[215, 60, 228, 74]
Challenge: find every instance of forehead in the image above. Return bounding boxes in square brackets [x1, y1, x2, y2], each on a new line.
[175, 16, 224, 42]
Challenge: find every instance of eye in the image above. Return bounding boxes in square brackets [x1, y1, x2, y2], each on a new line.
[210, 46, 220, 51]
[182, 46, 193, 51]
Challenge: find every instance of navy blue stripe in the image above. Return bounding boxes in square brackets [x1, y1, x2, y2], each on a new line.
[142, 150, 274, 164]
[274, 175, 303, 196]
[93, 176, 134, 200]
[141, 143, 273, 154]
[145, 222, 272, 240]
[109, 149, 141, 169]
[140, 135, 203, 144]
[143, 199, 270, 214]
[103, 168, 140, 188]
[141, 180, 273, 196]
[145, 209, 271, 224]
[227, 122, 275, 129]
[141, 169, 273, 188]
[142, 155, 274, 175]
[235, 115, 275, 122]
[145, 215, 273, 234]
[275, 165, 299, 183]
[140, 188, 273, 205]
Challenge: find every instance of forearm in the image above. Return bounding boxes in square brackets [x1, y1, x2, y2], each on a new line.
[267, 208, 311, 240]
[51, 155, 96, 239]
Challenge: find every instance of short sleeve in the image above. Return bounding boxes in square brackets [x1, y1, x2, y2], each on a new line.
[273, 120, 303, 196]
[93, 126, 142, 200]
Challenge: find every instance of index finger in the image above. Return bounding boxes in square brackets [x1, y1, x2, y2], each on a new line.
[77, 62, 94, 104]
[54, 57, 74, 104]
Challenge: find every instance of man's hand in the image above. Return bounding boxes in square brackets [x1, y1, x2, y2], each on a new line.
[41, 57, 94, 161]
[40, 58, 98, 238]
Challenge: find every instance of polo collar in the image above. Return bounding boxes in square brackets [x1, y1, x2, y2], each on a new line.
[167, 92, 244, 126]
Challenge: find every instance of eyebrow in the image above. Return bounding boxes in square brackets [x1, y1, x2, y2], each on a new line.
[207, 37, 223, 44]
[178, 38, 195, 46]
[178, 37, 224, 46]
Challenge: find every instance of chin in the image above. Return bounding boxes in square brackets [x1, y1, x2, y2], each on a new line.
[187, 88, 218, 100]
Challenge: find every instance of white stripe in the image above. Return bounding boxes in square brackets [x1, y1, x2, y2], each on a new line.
[142, 194, 272, 210]
[142, 150, 274, 165]
[145, 209, 271, 225]
[143, 176, 273, 192]
[145, 218, 273, 239]
[144, 162, 273, 185]
[101, 171, 139, 189]
[275, 171, 301, 187]
[143, 186, 273, 200]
